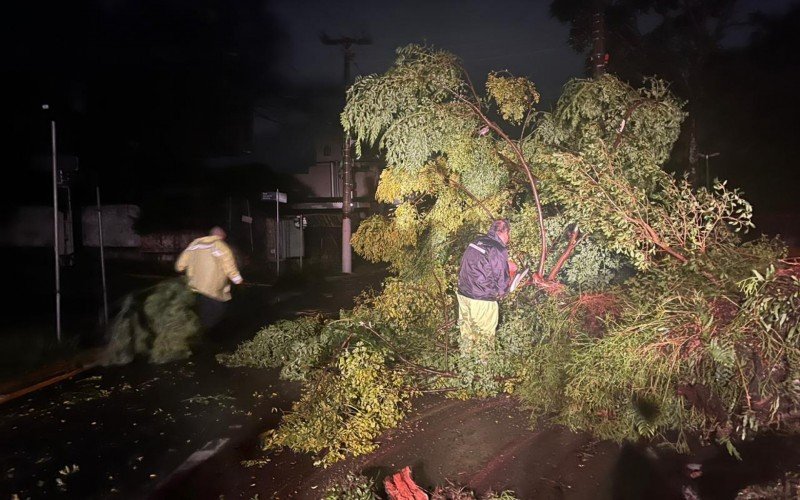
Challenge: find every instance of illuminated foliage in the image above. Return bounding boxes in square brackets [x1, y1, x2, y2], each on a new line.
[216, 316, 333, 381]
[529, 75, 753, 269]
[221, 45, 798, 465]
[261, 343, 410, 467]
[486, 72, 540, 125]
[519, 241, 796, 453]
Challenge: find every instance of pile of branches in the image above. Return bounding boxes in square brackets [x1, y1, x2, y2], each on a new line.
[104, 279, 201, 365]
[521, 245, 800, 455]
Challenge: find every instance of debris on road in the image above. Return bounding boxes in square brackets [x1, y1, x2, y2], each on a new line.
[385, 467, 428, 500]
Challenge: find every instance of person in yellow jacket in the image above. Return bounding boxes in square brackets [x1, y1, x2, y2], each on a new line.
[175, 226, 243, 329]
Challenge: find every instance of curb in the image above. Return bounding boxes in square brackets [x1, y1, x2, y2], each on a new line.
[0, 348, 103, 406]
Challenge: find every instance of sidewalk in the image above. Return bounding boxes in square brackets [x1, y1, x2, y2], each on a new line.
[0, 348, 103, 405]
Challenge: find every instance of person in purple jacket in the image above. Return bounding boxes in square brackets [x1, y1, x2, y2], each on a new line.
[456, 220, 512, 363]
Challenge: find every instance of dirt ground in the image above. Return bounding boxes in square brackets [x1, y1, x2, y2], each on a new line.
[4, 259, 800, 500]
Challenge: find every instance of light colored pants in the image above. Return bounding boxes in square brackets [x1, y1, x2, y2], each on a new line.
[456, 293, 498, 361]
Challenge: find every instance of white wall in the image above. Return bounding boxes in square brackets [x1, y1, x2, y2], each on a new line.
[81, 205, 141, 247]
[294, 162, 381, 199]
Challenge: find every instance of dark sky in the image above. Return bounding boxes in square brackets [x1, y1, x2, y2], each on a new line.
[268, 0, 794, 101]
[269, 0, 584, 104]
[2, 0, 798, 208]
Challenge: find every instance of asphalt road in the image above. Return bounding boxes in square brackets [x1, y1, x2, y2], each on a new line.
[1, 262, 386, 499]
[4, 259, 800, 499]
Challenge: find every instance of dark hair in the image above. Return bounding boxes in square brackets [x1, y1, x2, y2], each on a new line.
[488, 219, 510, 237]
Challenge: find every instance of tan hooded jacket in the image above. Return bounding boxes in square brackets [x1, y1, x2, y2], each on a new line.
[175, 235, 242, 301]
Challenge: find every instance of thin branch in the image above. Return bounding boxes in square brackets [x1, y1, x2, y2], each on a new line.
[612, 99, 660, 150]
[519, 106, 536, 143]
[459, 64, 484, 107]
[548, 228, 583, 281]
[434, 165, 496, 220]
[360, 322, 456, 378]
[449, 91, 549, 275]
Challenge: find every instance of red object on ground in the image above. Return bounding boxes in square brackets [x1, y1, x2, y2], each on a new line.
[384, 466, 428, 500]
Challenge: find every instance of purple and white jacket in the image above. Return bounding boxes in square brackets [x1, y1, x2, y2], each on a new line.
[457, 231, 509, 301]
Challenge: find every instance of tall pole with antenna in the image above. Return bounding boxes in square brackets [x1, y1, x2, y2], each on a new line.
[321, 34, 371, 274]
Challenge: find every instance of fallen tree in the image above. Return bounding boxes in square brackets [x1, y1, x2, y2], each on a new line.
[219, 45, 800, 466]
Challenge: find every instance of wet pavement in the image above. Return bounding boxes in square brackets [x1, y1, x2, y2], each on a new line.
[1, 263, 386, 499]
[4, 259, 800, 499]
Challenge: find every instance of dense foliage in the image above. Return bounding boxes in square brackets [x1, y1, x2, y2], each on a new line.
[221, 45, 800, 467]
[104, 279, 201, 365]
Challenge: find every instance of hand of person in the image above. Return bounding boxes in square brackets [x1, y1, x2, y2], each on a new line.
[508, 260, 518, 276]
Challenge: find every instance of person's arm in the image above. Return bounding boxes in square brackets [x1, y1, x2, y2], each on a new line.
[216, 243, 243, 284]
[175, 247, 189, 273]
[490, 247, 510, 298]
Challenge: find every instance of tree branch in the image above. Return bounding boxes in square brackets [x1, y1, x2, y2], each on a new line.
[434, 165, 496, 220]
[360, 322, 456, 378]
[449, 90, 549, 275]
[548, 227, 583, 281]
[612, 99, 660, 150]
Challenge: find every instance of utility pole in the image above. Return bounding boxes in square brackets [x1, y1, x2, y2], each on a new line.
[322, 34, 371, 274]
[590, 2, 608, 78]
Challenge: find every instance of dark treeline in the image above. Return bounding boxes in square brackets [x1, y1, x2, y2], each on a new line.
[551, 0, 800, 213]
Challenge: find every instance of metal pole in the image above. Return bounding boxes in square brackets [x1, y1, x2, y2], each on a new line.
[96, 186, 109, 325]
[300, 214, 304, 270]
[275, 190, 280, 276]
[246, 199, 254, 253]
[51, 120, 61, 342]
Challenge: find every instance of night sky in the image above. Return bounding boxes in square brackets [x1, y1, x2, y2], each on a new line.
[1, 0, 799, 215]
[270, 0, 583, 101]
